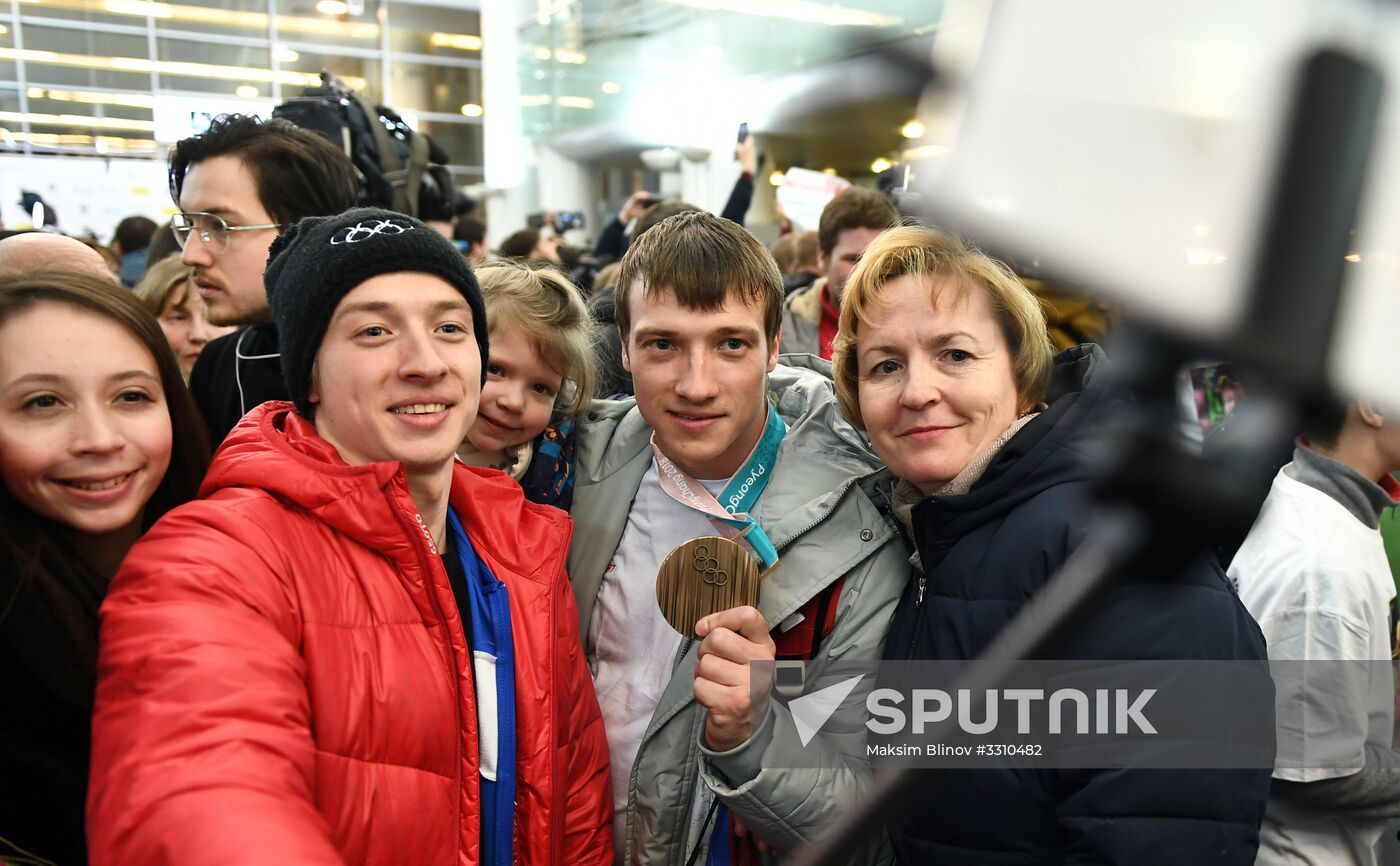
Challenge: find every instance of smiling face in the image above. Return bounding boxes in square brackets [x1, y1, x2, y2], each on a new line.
[309, 272, 481, 474]
[0, 301, 173, 540]
[466, 324, 564, 457]
[178, 154, 281, 326]
[622, 280, 780, 480]
[157, 280, 236, 378]
[856, 273, 1023, 494]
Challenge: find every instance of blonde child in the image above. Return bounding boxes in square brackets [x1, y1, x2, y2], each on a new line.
[457, 259, 595, 508]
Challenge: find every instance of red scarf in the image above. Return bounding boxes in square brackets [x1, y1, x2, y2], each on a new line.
[818, 285, 840, 361]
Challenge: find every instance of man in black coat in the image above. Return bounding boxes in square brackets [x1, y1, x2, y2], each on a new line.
[171, 114, 358, 444]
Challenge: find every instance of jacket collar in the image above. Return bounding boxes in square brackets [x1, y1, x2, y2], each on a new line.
[205, 402, 571, 582]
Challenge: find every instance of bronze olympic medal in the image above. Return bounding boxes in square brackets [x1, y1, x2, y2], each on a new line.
[655, 536, 762, 636]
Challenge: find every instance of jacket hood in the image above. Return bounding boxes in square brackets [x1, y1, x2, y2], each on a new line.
[203, 402, 570, 582]
[912, 344, 1112, 545]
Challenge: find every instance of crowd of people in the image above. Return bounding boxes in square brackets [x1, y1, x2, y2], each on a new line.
[0, 111, 1397, 866]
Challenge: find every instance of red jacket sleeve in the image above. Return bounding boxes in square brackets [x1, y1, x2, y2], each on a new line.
[555, 564, 614, 865]
[86, 497, 345, 866]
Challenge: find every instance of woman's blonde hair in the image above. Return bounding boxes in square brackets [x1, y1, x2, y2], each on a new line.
[475, 259, 596, 415]
[131, 252, 195, 319]
[832, 225, 1055, 430]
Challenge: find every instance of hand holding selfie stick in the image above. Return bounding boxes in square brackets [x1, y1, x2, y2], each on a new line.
[789, 46, 1384, 866]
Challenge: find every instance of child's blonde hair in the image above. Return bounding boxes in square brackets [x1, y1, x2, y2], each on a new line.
[475, 259, 595, 414]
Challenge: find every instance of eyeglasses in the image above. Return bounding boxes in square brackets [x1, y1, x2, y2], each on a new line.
[171, 211, 283, 252]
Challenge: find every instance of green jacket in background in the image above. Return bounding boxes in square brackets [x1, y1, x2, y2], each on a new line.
[568, 355, 907, 866]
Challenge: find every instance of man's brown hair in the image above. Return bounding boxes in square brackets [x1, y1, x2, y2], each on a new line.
[818, 187, 898, 258]
[615, 210, 783, 343]
[169, 114, 358, 227]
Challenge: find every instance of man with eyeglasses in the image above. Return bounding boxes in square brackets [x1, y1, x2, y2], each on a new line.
[171, 113, 358, 443]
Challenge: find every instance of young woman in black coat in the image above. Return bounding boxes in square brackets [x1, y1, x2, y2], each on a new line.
[0, 269, 208, 866]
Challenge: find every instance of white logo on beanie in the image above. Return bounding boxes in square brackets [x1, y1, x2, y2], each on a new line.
[330, 218, 414, 245]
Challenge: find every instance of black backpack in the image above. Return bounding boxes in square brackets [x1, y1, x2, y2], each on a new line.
[273, 71, 456, 220]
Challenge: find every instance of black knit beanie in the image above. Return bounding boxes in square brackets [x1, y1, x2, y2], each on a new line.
[264, 207, 489, 418]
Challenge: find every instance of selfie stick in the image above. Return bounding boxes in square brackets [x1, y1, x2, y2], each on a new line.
[789, 46, 1383, 866]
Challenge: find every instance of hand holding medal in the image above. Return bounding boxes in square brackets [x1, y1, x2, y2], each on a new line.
[650, 404, 788, 751]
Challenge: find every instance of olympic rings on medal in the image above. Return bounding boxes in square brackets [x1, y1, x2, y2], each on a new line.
[693, 545, 728, 586]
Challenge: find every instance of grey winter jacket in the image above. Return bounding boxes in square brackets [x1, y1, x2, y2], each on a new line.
[568, 356, 907, 865]
[777, 278, 825, 358]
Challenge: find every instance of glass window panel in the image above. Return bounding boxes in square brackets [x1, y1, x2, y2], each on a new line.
[150, 0, 276, 41]
[154, 36, 274, 95]
[277, 46, 379, 99]
[16, 0, 165, 30]
[0, 86, 23, 151]
[386, 3, 479, 58]
[273, 0, 379, 51]
[18, 24, 153, 91]
[415, 117, 480, 169]
[25, 86, 153, 124]
[387, 60, 479, 115]
[0, 21, 16, 81]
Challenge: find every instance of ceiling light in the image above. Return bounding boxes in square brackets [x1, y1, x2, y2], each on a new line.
[26, 88, 155, 108]
[460, 102, 483, 117]
[429, 32, 482, 51]
[235, 85, 259, 98]
[769, 170, 785, 186]
[1345, 253, 1362, 263]
[555, 49, 586, 64]
[0, 23, 8, 34]
[900, 119, 925, 139]
[902, 143, 949, 161]
[90, 0, 380, 39]
[821, 167, 836, 176]
[95, 138, 110, 154]
[534, 47, 552, 61]
[520, 94, 552, 107]
[103, 0, 173, 16]
[316, 0, 348, 14]
[0, 47, 363, 90]
[871, 157, 893, 173]
[0, 110, 155, 132]
[557, 95, 594, 109]
[272, 46, 299, 63]
[660, 0, 901, 28]
[601, 81, 620, 94]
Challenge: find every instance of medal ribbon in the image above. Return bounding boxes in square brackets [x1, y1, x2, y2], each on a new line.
[651, 402, 786, 570]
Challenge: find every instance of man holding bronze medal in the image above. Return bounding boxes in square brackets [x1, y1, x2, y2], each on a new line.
[568, 210, 907, 865]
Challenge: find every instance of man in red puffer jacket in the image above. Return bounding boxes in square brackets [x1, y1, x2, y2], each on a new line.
[87, 208, 612, 866]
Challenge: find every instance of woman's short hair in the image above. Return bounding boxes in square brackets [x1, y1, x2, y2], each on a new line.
[0, 267, 210, 575]
[474, 259, 596, 415]
[132, 252, 195, 318]
[832, 226, 1055, 430]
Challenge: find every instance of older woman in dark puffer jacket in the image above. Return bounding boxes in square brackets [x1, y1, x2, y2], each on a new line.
[831, 226, 1271, 865]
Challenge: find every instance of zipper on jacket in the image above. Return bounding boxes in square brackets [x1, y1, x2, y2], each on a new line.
[549, 572, 565, 865]
[916, 575, 926, 606]
[395, 506, 465, 857]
